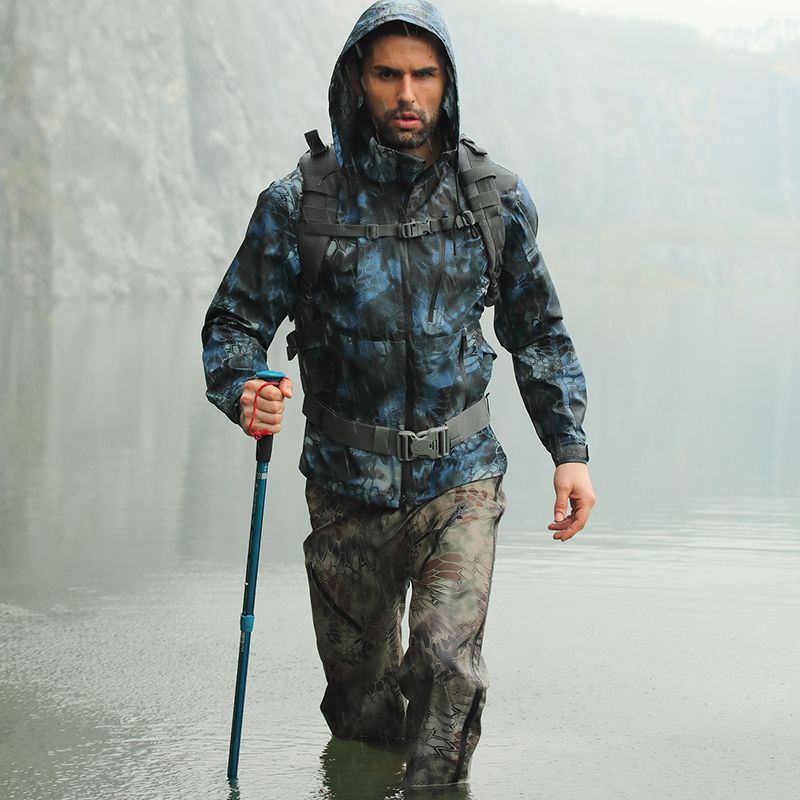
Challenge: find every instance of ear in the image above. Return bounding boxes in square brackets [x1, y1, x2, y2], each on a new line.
[347, 61, 363, 97]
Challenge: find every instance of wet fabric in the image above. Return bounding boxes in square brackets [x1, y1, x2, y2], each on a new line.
[304, 477, 506, 787]
[201, 0, 589, 509]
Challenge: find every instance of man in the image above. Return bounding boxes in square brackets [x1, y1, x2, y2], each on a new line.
[202, 0, 594, 789]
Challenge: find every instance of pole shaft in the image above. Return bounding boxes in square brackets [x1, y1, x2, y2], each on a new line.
[227, 460, 269, 781]
[227, 369, 284, 782]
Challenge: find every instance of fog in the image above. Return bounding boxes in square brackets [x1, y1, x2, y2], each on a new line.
[2, 0, 798, 297]
[517, 0, 800, 37]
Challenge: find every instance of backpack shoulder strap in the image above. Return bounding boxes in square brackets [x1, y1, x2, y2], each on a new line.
[458, 137, 506, 306]
[296, 131, 507, 311]
[298, 130, 343, 293]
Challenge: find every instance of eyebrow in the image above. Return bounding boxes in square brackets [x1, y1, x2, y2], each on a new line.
[371, 64, 440, 74]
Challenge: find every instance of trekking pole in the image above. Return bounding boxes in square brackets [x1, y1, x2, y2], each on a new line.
[227, 369, 286, 782]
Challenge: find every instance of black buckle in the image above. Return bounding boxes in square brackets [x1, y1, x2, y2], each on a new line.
[399, 220, 432, 239]
[397, 425, 450, 461]
[455, 210, 475, 228]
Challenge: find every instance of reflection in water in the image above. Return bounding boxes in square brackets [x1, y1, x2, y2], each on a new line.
[319, 738, 406, 799]
[314, 737, 476, 799]
[1, 289, 799, 799]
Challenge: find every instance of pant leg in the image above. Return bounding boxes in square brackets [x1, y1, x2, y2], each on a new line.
[303, 480, 409, 741]
[399, 477, 506, 788]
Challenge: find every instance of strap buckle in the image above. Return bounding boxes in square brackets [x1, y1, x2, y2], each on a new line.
[397, 425, 450, 461]
[455, 210, 475, 228]
[399, 219, 432, 239]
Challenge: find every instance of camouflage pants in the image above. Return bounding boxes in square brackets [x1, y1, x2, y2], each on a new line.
[303, 477, 506, 788]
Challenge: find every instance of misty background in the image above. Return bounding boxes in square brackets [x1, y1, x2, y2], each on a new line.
[2, 0, 799, 298]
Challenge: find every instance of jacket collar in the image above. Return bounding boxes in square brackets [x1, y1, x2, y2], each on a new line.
[350, 128, 457, 184]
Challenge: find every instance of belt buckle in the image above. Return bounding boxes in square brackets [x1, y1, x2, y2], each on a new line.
[397, 425, 450, 461]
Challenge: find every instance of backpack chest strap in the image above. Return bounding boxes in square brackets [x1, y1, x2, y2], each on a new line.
[301, 209, 482, 240]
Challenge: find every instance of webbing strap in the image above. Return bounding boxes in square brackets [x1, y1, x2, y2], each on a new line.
[459, 164, 497, 184]
[458, 137, 506, 305]
[468, 189, 503, 212]
[298, 140, 342, 293]
[302, 210, 482, 240]
[303, 395, 490, 461]
[304, 129, 327, 156]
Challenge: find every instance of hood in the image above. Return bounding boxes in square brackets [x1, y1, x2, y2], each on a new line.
[328, 0, 459, 174]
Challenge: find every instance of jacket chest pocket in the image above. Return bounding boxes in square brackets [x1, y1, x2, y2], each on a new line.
[320, 237, 359, 296]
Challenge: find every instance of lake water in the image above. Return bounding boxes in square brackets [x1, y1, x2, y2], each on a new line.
[1, 286, 799, 799]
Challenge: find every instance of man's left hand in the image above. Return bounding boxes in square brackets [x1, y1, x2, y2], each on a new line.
[548, 462, 595, 542]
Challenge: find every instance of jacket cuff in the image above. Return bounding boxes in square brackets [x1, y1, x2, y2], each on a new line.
[553, 444, 589, 465]
[222, 378, 249, 425]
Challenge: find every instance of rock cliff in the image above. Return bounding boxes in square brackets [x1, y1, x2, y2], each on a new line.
[1, 0, 798, 296]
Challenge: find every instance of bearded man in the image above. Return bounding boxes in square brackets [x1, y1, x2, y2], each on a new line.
[202, 0, 595, 789]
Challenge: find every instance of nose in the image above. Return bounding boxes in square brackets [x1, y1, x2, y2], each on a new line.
[398, 74, 415, 105]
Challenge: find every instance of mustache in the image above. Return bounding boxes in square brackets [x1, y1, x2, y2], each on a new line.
[381, 105, 429, 123]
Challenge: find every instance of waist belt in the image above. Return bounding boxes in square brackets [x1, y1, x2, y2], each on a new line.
[302, 395, 491, 462]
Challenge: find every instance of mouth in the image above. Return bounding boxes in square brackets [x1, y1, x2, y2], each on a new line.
[393, 113, 421, 130]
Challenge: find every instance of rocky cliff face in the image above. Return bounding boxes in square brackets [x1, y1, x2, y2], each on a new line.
[1, 0, 798, 297]
[0, 0, 363, 298]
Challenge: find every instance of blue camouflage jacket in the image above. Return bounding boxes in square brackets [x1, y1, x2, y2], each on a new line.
[202, 0, 588, 509]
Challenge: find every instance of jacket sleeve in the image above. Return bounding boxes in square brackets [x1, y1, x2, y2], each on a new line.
[493, 175, 589, 465]
[201, 168, 302, 424]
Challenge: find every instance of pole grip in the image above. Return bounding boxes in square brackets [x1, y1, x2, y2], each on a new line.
[253, 370, 285, 463]
[255, 369, 286, 383]
[256, 434, 274, 463]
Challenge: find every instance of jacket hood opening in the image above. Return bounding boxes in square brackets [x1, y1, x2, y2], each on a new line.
[328, 1, 460, 174]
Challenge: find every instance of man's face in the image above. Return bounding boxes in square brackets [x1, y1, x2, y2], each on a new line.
[351, 34, 447, 164]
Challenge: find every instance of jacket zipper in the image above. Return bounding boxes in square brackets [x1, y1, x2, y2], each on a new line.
[399, 182, 417, 508]
[458, 330, 468, 388]
[427, 229, 447, 325]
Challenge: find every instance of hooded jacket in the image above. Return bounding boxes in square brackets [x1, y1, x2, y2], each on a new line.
[202, 0, 588, 509]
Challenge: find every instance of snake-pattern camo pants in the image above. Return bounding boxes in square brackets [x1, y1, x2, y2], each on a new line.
[303, 477, 506, 787]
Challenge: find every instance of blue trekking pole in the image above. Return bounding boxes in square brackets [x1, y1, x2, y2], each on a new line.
[228, 369, 286, 782]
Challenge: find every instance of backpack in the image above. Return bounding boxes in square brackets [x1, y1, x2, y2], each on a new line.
[294, 129, 506, 321]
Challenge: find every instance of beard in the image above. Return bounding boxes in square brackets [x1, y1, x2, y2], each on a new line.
[369, 103, 440, 153]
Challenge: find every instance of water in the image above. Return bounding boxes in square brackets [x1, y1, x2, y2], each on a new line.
[1, 287, 799, 799]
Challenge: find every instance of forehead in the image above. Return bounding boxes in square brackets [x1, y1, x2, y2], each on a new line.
[364, 34, 443, 69]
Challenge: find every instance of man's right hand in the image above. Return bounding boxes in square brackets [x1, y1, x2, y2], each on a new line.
[239, 377, 293, 437]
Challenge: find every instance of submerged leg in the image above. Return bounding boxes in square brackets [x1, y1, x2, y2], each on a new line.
[399, 478, 505, 788]
[303, 481, 409, 741]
